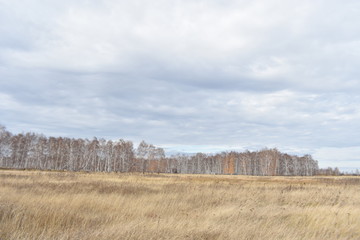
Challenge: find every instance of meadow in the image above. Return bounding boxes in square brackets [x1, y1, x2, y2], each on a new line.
[1, 170, 360, 240]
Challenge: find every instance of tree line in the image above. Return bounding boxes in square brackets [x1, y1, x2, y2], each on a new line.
[0, 125, 319, 175]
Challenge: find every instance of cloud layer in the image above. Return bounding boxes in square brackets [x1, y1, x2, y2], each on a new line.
[1, 0, 360, 170]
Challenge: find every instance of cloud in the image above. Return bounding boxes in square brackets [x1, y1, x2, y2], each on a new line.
[1, 0, 360, 169]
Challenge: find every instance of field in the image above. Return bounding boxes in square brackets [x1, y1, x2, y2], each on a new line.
[1, 170, 360, 240]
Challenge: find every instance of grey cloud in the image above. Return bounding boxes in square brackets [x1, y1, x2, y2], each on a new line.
[1, 0, 360, 169]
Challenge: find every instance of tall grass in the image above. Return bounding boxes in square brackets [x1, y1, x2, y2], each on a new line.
[1, 170, 360, 239]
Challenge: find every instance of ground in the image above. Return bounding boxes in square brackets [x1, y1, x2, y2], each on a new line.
[1, 170, 360, 240]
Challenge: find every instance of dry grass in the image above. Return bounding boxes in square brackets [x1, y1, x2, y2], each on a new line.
[1, 170, 360, 240]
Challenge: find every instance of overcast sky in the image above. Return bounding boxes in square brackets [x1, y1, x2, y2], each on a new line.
[1, 0, 360, 171]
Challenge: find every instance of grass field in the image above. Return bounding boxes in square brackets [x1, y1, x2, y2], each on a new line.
[1, 170, 360, 240]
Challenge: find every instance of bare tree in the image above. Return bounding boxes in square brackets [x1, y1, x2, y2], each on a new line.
[0, 125, 320, 176]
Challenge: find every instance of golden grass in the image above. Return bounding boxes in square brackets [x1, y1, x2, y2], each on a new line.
[1, 170, 360, 240]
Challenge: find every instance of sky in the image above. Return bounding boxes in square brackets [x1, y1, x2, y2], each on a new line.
[1, 0, 360, 171]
